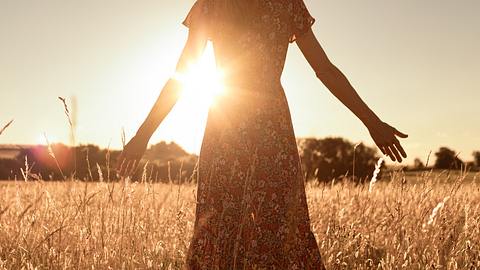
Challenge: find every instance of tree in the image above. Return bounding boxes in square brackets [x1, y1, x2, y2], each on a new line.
[473, 151, 480, 168]
[144, 141, 189, 164]
[297, 137, 380, 182]
[134, 142, 197, 183]
[434, 147, 463, 170]
[413, 158, 425, 170]
[0, 159, 22, 180]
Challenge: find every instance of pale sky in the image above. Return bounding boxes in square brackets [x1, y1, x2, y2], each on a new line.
[1, 0, 479, 165]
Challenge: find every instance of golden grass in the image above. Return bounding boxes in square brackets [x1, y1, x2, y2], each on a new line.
[0, 171, 479, 269]
[0, 119, 14, 136]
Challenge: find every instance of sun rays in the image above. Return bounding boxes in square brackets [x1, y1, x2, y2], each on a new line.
[175, 49, 225, 109]
[154, 45, 224, 153]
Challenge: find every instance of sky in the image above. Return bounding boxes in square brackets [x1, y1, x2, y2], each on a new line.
[0, 0, 479, 165]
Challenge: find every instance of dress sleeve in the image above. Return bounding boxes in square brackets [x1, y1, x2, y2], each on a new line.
[289, 0, 316, 43]
[182, 0, 214, 39]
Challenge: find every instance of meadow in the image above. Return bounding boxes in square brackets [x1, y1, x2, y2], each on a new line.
[0, 170, 479, 269]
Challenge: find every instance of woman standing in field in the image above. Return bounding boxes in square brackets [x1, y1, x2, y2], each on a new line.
[117, 0, 408, 268]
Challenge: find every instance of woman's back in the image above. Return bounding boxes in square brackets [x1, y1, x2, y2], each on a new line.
[183, 0, 315, 89]
[183, 1, 326, 269]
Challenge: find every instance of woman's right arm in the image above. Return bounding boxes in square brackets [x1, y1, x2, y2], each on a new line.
[296, 29, 408, 162]
[134, 29, 208, 142]
[116, 26, 208, 176]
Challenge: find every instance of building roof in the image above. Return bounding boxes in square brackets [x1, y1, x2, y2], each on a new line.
[0, 145, 33, 160]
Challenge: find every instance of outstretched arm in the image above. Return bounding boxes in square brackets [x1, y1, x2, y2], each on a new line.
[117, 27, 208, 176]
[296, 29, 408, 162]
[135, 30, 208, 142]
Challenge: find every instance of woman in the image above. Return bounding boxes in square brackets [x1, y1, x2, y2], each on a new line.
[117, 0, 408, 268]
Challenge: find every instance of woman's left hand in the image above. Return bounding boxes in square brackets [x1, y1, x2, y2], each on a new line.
[367, 120, 408, 162]
[116, 135, 149, 177]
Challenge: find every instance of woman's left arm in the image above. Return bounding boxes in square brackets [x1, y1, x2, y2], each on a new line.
[296, 29, 408, 162]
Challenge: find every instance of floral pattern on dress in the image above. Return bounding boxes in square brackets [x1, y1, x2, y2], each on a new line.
[183, 0, 325, 269]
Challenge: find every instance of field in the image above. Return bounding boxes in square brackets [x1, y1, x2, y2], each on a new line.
[0, 170, 480, 269]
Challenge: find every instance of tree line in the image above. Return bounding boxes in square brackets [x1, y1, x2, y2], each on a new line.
[412, 147, 480, 171]
[0, 138, 478, 183]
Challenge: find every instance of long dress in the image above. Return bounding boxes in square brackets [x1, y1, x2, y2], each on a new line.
[183, 0, 325, 269]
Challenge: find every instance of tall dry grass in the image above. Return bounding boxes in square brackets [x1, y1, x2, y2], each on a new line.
[0, 120, 14, 136]
[0, 169, 479, 269]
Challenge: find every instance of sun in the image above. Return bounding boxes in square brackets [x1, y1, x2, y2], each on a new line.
[176, 49, 225, 109]
[153, 45, 225, 154]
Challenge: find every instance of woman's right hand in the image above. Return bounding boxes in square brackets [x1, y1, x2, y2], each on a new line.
[366, 120, 408, 163]
[116, 135, 149, 177]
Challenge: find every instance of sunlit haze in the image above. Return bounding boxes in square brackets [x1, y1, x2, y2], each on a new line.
[1, 0, 479, 164]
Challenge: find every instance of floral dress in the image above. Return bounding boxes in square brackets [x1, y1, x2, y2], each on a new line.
[183, 0, 325, 269]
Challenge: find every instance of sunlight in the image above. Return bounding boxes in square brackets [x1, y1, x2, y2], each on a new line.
[36, 133, 58, 145]
[176, 52, 225, 108]
[153, 45, 224, 154]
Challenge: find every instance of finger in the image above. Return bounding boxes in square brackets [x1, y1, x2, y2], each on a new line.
[376, 143, 385, 155]
[383, 145, 397, 162]
[122, 160, 133, 178]
[121, 159, 135, 178]
[124, 160, 135, 177]
[116, 153, 125, 171]
[127, 160, 138, 177]
[393, 139, 407, 158]
[117, 159, 127, 177]
[389, 144, 403, 163]
[394, 128, 408, 138]
[375, 141, 387, 155]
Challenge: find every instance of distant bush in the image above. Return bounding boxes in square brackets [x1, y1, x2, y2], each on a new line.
[413, 158, 425, 170]
[434, 147, 464, 170]
[0, 159, 22, 180]
[297, 137, 380, 183]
